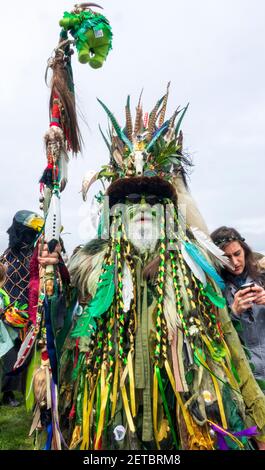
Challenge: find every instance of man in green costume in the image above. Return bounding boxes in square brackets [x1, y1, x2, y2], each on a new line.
[48, 90, 265, 450]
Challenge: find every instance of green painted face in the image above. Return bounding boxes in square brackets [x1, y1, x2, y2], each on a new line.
[124, 198, 164, 254]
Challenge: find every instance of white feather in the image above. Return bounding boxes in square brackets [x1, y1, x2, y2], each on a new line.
[191, 226, 234, 269]
[181, 243, 207, 286]
[59, 150, 69, 192]
[122, 262, 134, 312]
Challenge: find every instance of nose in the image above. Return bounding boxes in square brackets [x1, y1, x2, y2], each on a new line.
[231, 256, 239, 268]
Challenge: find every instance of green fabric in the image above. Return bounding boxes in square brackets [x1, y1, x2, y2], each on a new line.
[222, 383, 250, 450]
[0, 288, 10, 307]
[25, 347, 41, 412]
[56, 287, 77, 360]
[0, 288, 17, 357]
[134, 261, 153, 442]
[72, 264, 115, 338]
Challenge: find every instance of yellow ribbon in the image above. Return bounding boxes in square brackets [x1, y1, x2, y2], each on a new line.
[69, 425, 81, 450]
[127, 350, 136, 417]
[111, 358, 119, 419]
[222, 363, 240, 391]
[207, 419, 244, 449]
[120, 382, 136, 433]
[87, 374, 99, 448]
[95, 365, 110, 450]
[80, 378, 89, 450]
[164, 360, 194, 437]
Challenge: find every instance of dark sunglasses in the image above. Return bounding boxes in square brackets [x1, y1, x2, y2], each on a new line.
[123, 194, 165, 205]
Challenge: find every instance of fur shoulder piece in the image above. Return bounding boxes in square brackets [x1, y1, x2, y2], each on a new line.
[68, 239, 108, 299]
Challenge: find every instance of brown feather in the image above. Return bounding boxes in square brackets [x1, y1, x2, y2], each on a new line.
[146, 96, 164, 141]
[158, 82, 170, 127]
[49, 48, 82, 155]
[178, 130, 183, 153]
[125, 103, 133, 142]
[134, 89, 143, 135]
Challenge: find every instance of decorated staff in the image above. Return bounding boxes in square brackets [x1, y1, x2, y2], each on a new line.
[14, 3, 112, 450]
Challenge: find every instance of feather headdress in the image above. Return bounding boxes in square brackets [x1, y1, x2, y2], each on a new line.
[82, 84, 192, 206]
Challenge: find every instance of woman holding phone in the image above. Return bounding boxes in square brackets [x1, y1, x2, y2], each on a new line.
[211, 227, 265, 371]
[211, 226, 265, 448]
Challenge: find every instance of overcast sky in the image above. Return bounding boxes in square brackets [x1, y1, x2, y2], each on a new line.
[0, 0, 264, 255]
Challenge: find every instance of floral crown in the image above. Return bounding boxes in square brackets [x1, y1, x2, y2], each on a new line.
[214, 235, 245, 247]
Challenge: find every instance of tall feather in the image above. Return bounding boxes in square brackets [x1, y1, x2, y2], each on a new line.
[181, 243, 207, 286]
[146, 95, 165, 141]
[72, 263, 115, 338]
[134, 106, 143, 136]
[158, 81, 170, 127]
[175, 103, 189, 137]
[164, 108, 180, 143]
[125, 95, 133, 142]
[122, 262, 134, 312]
[183, 241, 225, 290]
[50, 51, 82, 154]
[99, 124, 111, 153]
[97, 98, 133, 152]
[134, 89, 143, 135]
[191, 227, 234, 270]
[177, 130, 183, 153]
[112, 134, 125, 168]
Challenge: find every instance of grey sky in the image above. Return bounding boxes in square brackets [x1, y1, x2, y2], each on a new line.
[0, 0, 264, 255]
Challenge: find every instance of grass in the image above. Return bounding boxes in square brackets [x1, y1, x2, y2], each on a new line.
[0, 393, 34, 450]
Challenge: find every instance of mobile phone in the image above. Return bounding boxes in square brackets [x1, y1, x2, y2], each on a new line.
[235, 282, 255, 293]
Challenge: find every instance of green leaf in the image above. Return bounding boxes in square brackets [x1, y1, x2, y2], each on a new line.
[71, 264, 115, 338]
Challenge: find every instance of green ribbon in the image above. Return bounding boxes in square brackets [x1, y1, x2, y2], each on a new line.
[155, 365, 179, 450]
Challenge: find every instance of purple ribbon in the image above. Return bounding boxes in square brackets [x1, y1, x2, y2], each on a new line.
[210, 423, 258, 450]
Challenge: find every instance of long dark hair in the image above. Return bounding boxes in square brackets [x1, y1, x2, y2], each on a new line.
[211, 226, 262, 282]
